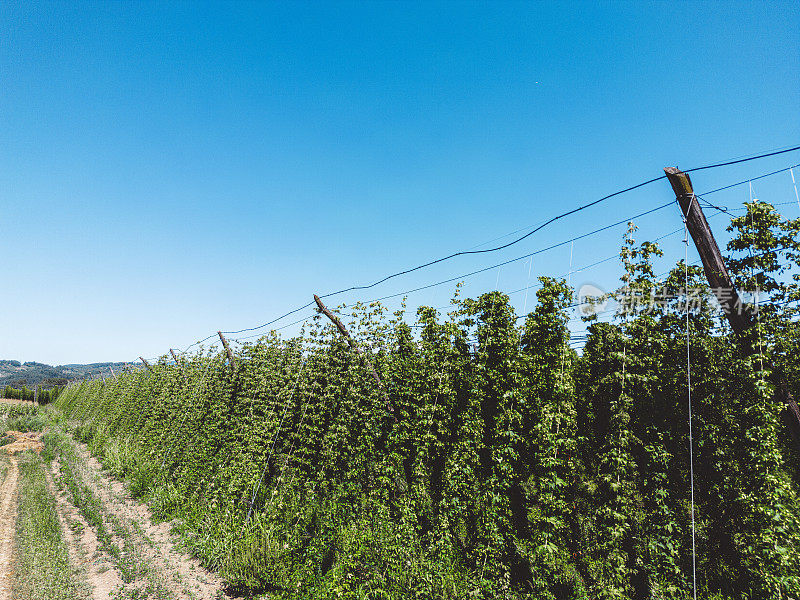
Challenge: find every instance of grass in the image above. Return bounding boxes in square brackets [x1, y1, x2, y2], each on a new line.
[1, 403, 45, 432]
[12, 450, 89, 600]
[0, 453, 7, 489]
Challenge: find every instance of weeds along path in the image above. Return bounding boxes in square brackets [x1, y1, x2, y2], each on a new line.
[13, 450, 88, 600]
[50, 430, 238, 600]
[0, 456, 18, 600]
[47, 456, 123, 600]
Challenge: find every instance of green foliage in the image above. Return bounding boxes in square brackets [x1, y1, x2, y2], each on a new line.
[51, 203, 800, 599]
[1, 403, 46, 432]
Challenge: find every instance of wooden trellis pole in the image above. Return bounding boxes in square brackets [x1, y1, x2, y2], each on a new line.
[664, 166, 800, 446]
[314, 294, 394, 415]
[664, 167, 752, 333]
[218, 331, 236, 369]
[139, 357, 154, 373]
[169, 348, 181, 368]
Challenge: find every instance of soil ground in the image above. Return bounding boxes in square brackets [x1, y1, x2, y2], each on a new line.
[0, 425, 242, 600]
[2, 431, 44, 455]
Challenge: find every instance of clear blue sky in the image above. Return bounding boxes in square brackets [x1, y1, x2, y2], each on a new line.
[1, 1, 798, 365]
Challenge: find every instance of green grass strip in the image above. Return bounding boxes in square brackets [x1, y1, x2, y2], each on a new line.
[12, 451, 88, 600]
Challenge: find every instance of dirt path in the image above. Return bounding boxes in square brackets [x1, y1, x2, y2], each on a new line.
[0, 429, 240, 600]
[47, 458, 121, 600]
[3, 431, 44, 455]
[0, 457, 19, 600]
[61, 436, 240, 599]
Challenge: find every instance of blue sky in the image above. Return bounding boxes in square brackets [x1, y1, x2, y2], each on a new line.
[1, 1, 798, 365]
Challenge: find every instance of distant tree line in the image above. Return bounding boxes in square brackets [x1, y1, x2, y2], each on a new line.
[2, 384, 63, 405]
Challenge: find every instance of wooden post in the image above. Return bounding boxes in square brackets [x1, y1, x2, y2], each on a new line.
[664, 167, 800, 448]
[139, 357, 154, 373]
[314, 294, 394, 415]
[109, 366, 116, 379]
[664, 167, 752, 335]
[34, 385, 39, 404]
[169, 349, 184, 373]
[218, 331, 236, 369]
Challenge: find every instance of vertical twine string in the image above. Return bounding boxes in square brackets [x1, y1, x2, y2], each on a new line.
[160, 348, 217, 471]
[619, 343, 625, 484]
[791, 168, 800, 214]
[423, 361, 448, 468]
[747, 193, 765, 377]
[682, 196, 698, 600]
[246, 356, 307, 523]
[555, 243, 575, 446]
[523, 257, 534, 314]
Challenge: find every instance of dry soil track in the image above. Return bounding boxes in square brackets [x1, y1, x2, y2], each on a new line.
[0, 423, 241, 600]
[47, 456, 122, 599]
[60, 437, 240, 600]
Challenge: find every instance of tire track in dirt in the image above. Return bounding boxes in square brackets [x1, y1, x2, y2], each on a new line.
[47, 458, 121, 600]
[0, 457, 19, 600]
[68, 437, 241, 600]
[52, 447, 175, 599]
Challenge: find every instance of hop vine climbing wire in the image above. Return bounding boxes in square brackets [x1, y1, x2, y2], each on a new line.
[159, 347, 218, 472]
[246, 355, 308, 522]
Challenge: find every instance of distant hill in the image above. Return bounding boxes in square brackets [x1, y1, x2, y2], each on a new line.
[0, 359, 136, 388]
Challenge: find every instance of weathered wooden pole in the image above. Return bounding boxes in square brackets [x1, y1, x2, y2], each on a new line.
[314, 294, 394, 415]
[109, 366, 116, 379]
[217, 331, 236, 369]
[169, 348, 181, 367]
[139, 357, 154, 373]
[664, 167, 752, 334]
[664, 166, 800, 446]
